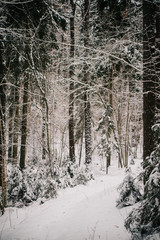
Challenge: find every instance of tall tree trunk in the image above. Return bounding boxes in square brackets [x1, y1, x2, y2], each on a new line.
[8, 87, 20, 164]
[69, 0, 76, 162]
[107, 66, 113, 168]
[84, 0, 92, 165]
[155, 3, 160, 127]
[143, 0, 156, 184]
[13, 87, 20, 164]
[8, 88, 14, 163]
[0, 40, 5, 185]
[19, 79, 29, 170]
[0, 37, 6, 214]
[42, 98, 46, 160]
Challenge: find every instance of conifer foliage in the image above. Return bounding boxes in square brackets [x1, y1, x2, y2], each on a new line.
[116, 168, 141, 208]
[125, 124, 160, 239]
[124, 1, 160, 238]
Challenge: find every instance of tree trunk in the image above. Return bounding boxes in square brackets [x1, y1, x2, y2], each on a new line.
[0, 37, 6, 214]
[143, 0, 156, 184]
[42, 98, 46, 160]
[13, 87, 20, 164]
[155, 3, 160, 127]
[8, 88, 14, 163]
[19, 79, 29, 170]
[84, 0, 92, 165]
[69, 0, 76, 163]
[8, 87, 20, 164]
[0, 39, 5, 188]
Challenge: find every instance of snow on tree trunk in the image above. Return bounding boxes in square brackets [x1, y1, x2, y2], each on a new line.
[143, 0, 156, 184]
[83, 0, 92, 165]
[20, 78, 29, 170]
[69, 0, 76, 163]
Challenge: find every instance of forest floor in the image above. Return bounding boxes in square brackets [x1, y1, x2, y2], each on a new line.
[0, 160, 142, 240]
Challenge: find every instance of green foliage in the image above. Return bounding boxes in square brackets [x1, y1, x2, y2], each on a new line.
[125, 124, 160, 239]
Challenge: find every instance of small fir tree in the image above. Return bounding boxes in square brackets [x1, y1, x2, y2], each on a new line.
[116, 168, 142, 208]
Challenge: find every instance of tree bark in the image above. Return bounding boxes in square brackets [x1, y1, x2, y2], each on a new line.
[84, 0, 92, 165]
[13, 87, 20, 164]
[0, 36, 6, 214]
[0, 39, 5, 188]
[19, 79, 29, 170]
[143, 0, 156, 183]
[42, 98, 46, 160]
[155, 3, 160, 127]
[8, 87, 20, 164]
[69, 0, 76, 162]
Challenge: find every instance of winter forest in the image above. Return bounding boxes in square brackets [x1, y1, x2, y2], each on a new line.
[0, 0, 160, 239]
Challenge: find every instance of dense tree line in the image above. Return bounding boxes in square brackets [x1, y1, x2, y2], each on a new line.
[0, 1, 159, 238]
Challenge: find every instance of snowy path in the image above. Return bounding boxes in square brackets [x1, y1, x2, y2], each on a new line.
[0, 167, 132, 240]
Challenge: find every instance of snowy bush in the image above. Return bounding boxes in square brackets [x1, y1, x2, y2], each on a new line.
[116, 168, 142, 208]
[125, 124, 160, 239]
[7, 164, 57, 207]
[54, 161, 94, 188]
[6, 159, 93, 207]
[0, 187, 2, 212]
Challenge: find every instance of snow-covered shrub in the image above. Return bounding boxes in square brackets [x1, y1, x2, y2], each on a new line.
[0, 187, 2, 212]
[6, 157, 93, 207]
[7, 164, 57, 207]
[116, 168, 141, 208]
[54, 160, 93, 188]
[125, 124, 160, 239]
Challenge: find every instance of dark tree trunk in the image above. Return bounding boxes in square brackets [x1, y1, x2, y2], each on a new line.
[42, 98, 46, 160]
[13, 87, 20, 164]
[143, 0, 156, 184]
[155, 3, 160, 127]
[8, 88, 14, 163]
[0, 39, 5, 188]
[84, 0, 92, 164]
[20, 79, 29, 170]
[8, 87, 20, 164]
[0, 36, 6, 214]
[69, 0, 76, 162]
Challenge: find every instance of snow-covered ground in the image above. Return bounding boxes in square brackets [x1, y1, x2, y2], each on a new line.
[0, 163, 139, 240]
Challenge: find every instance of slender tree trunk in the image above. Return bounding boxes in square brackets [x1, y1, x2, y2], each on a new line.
[69, 0, 76, 162]
[19, 79, 29, 170]
[8, 89, 14, 162]
[0, 40, 5, 187]
[8, 86, 20, 164]
[107, 66, 113, 168]
[0, 120, 5, 215]
[45, 99, 52, 176]
[124, 97, 130, 168]
[0, 37, 6, 214]
[13, 87, 20, 164]
[42, 98, 46, 160]
[84, 0, 92, 165]
[143, 0, 156, 184]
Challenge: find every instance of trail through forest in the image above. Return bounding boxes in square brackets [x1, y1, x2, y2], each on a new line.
[0, 165, 133, 240]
